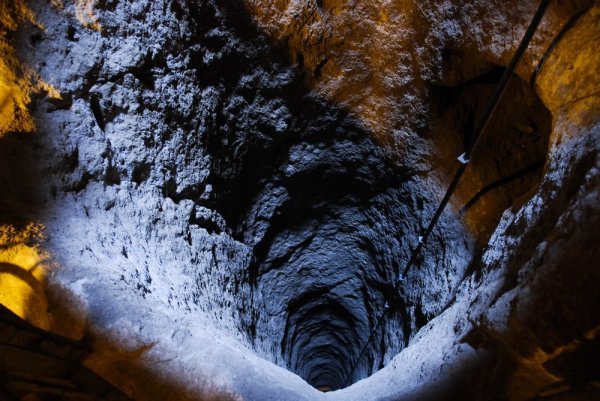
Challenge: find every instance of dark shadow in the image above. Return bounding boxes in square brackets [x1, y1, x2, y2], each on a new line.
[196, 0, 411, 389]
[0, 131, 46, 229]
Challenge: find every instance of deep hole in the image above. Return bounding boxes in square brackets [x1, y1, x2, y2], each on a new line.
[189, 1, 553, 391]
[210, 68, 552, 390]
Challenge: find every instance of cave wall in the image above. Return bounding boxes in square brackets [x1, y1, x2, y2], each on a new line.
[0, 0, 598, 400]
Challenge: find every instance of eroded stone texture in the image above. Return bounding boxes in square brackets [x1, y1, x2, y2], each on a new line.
[0, 0, 597, 400]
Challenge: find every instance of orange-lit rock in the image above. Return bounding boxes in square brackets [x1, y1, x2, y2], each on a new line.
[0, 223, 52, 329]
[242, 1, 594, 147]
[0, 38, 35, 135]
[0, 0, 62, 137]
[535, 4, 600, 135]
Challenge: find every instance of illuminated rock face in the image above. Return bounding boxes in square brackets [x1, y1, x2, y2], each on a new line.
[0, 0, 598, 400]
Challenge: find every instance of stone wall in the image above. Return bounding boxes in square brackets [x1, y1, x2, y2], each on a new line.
[0, 0, 597, 400]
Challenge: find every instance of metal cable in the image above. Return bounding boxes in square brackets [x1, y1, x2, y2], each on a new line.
[342, 0, 552, 387]
[400, 0, 552, 280]
[530, 6, 591, 87]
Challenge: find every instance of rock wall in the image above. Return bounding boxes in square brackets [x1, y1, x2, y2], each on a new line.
[0, 0, 598, 400]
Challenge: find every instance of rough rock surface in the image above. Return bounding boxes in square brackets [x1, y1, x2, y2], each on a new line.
[0, 0, 598, 400]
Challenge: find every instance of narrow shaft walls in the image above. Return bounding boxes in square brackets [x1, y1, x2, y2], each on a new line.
[2, 1, 594, 400]
[202, 43, 475, 387]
